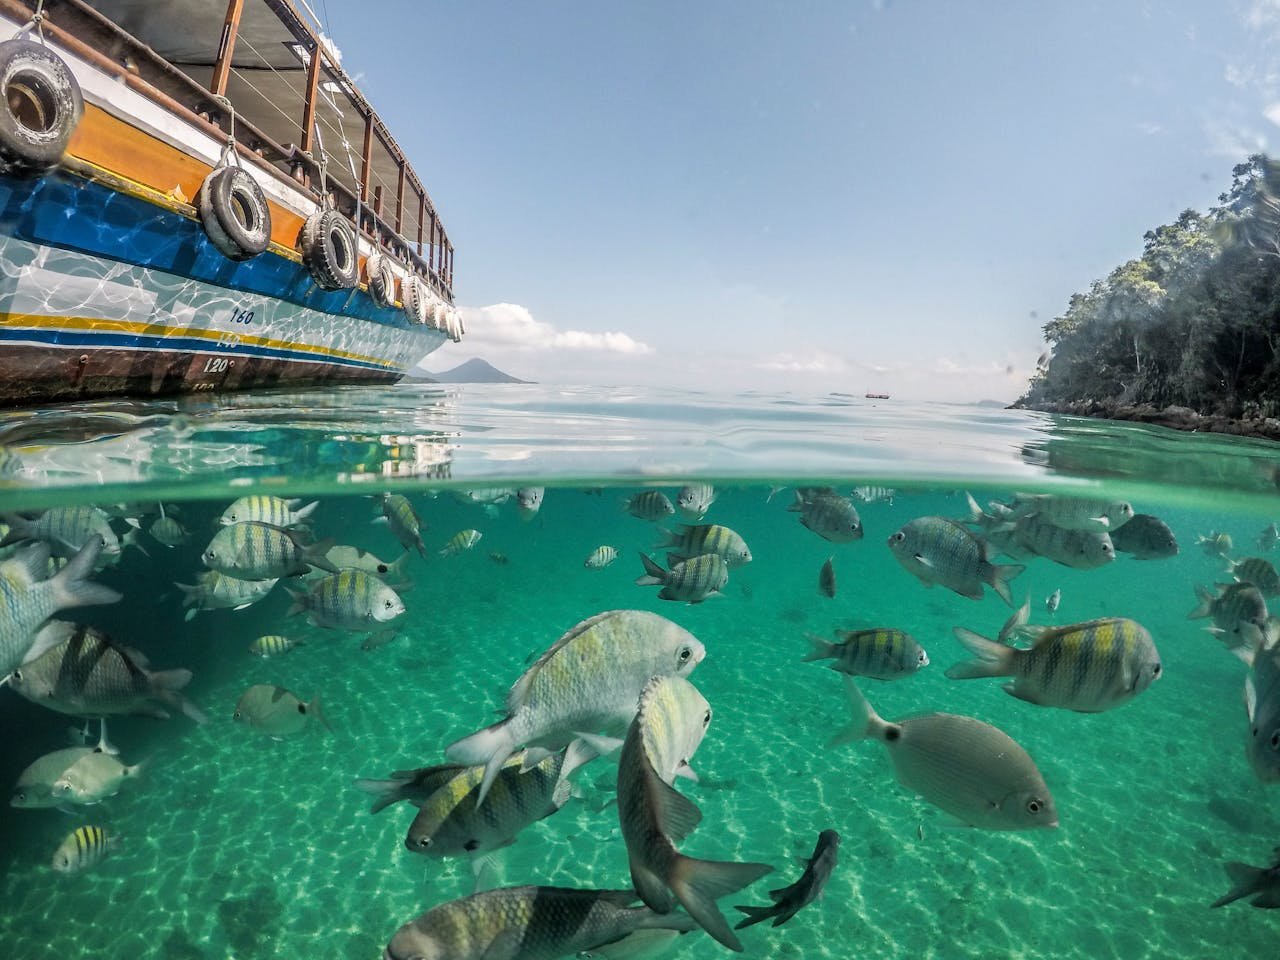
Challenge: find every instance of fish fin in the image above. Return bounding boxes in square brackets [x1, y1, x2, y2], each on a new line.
[1188, 584, 1214, 620]
[1001, 681, 1046, 706]
[945, 627, 1014, 680]
[560, 736, 603, 780]
[308, 696, 332, 734]
[50, 538, 121, 611]
[913, 552, 934, 569]
[829, 676, 886, 745]
[571, 731, 625, 758]
[1246, 676, 1257, 724]
[631, 861, 677, 914]
[23, 621, 77, 664]
[505, 612, 617, 711]
[652, 774, 703, 843]
[665, 552, 689, 568]
[733, 904, 778, 930]
[1250, 888, 1280, 908]
[120, 528, 149, 558]
[1211, 862, 1267, 907]
[445, 722, 514, 807]
[635, 552, 667, 586]
[518, 746, 554, 771]
[305, 537, 339, 574]
[585, 929, 684, 960]
[352, 778, 406, 815]
[675, 760, 698, 783]
[183, 608, 198, 622]
[283, 583, 307, 617]
[470, 852, 503, 893]
[293, 500, 319, 524]
[800, 634, 835, 663]
[985, 563, 1025, 606]
[668, 854, 773, 952]
[786, 491, 805, 512]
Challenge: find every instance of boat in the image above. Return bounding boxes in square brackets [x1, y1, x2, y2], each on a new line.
[0, 0, 459, 405]
[864, 392, 890, 400]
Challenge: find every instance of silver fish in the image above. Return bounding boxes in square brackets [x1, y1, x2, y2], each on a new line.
[659, 523, 752, 568]
[584, 545, 619, 570]
[219, 495, 317, 528]
[1212, 848, 1280, 908]
[176, 569, 277, 619]
[948, 618, 1162, 712]
[445, 610, 704, 806]
[355, 762, 471, 815]
[832, 676, 1057, 830]
[1, 506, 121, 562]
[383, 886, 697, 960]
[1011, 514, 1114, 569]
[1245, 637, 1280, 783]
[734, 829, 840, 929]
[851, 485, 895, 505]
[51, 825, 117, 873]
[1198, 531, 1233, 559]
[233, 684, 329, 738]
[147, 515, 188, 548]
[12, 746, 98, 808]
[887, 516, 1022, 605]
[999, 595, 1031, 644]
[1007, 494, 1134, 532]
[52, 749, 142, 805]
[515, 487, 545, 521]
[788, 489, 863, 543]
[285, 570, 406, 631]
[1258, 523, 1280, 553]
[1227, 557, 1280, 598]
[617, 674, 771, 952]
[802, 628, 929, 680]
[1110, 514, 1178, 560]
[1189, 582, 1268, 646]
[623, 490, 675, 522]
[676, 483, 717, 522]
[309, 545, 411, 583]
[1045, 588, 1061, 612]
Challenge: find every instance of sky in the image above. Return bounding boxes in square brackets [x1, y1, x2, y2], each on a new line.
[310, 0, 1280, 401]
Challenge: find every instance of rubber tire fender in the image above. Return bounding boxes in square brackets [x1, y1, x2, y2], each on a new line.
[0, 39, 83, 174]
[300, 209, 358, 290]
[197, 166, 271, 261]
[364, 252, 397, 307]
[402, 277, 430, 325]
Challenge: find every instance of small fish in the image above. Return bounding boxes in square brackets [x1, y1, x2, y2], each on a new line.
[248, 634, 304, 658]
[233, 684, 329, 738]
[455, 487, 515, 507]
[851, 485, 895, 505]
[788, 489, 863, 543]
[312, 545, 410, 582]
[887, 516, 1023, 605]
[147, 515, 188, 548]
[635, 552, 728, 604]
[998, 595, 1031, 645]
[818, 557, 836, 598]
[383, 886, 697, 960]
[1227, 557, 1280, 598]
[52, 750, 142, 805]
[1258, 523, 1279, 553]
[676, 483, 717, 521]
[584, 545, 619, 569]
[1188, 582, 1268, 645]
[377, 494, 426, 556]
[515, 487, 544, 521]
[285, 570, 405, 631]
[623, 490, 675, 522]
[439, 529, 482, 557]
[360, 628, 401, 651]
[802, 628, 929, 680]
[202, 521, 337, 580]
[734, 830, 840, 929]
[832, 676, 1057, 831]
[1212, 848, 1280, 908]
[1045, 589, 1061, 612]
[1007, 494, 1134, 533]
[1198, 531, 1234, 560]
[219, 495, 317, 529]
[11, 746, 98, 808]
[1110, 514, 1179, 560]
[947, 618, 1162, 712]
[176, 570, 276, 619]
[487, 551, 508, 566]
[51, 825, 117, 873]
[659, 523, 752, 568]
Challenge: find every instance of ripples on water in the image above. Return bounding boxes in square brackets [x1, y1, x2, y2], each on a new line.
[0, 383, 1278, 959]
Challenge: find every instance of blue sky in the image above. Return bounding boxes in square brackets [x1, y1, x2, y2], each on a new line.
[313, 1, 1279, 400]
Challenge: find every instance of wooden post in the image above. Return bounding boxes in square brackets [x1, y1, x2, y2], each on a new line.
[300, 41, 322, 155]
[210, 0, 245, 96]
[416, 195, 425, 257]
[395, 162, 405, 234]
[360, 112, 373, 203]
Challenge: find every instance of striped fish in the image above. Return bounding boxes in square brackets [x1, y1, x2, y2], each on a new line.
[439, 529, 482, 557]
[788, 489, 863, 543]
[622, 490, 675, 522]
[1189, 582, 1269, 645]
[1010, 514, 1115, 569]
[219, 495, 317, 529]
[1, 506, 121, 561]
[1228, 557, 1280, 598]
[247, 634, 304, 658]
[176, 570, 277, 620]
[202, 521, 337, 580]
[378, 494, 426, 556]
[584, 545, 618, 569]
[659, 523, 752, 568]
[147, 515, 188, 548]
[51, 825, 117, 873]
[635, 553, 728, 604]
[285, 570, 405, 631]
[355, 761, 471, 815]
[676, 483, 717, 521]
[803, 628, 929, 680]
[1008, 494, 1134, 532]
[887, 516, 1023, 605]
[947, 617, 1162, 712]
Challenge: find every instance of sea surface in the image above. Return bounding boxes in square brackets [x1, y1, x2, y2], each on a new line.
[0, 383, 1277, 960]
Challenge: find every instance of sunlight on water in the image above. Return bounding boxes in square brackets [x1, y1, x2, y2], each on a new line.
[0, 384, 1277, 960]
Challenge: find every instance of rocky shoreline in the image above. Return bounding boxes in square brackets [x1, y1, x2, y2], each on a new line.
[1010, 399, 1280, 442]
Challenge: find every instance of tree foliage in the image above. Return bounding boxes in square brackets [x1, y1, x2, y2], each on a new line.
[1021, 154, 1280, 418]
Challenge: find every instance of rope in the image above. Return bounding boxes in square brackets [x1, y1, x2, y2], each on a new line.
[209, 94, 240, 170]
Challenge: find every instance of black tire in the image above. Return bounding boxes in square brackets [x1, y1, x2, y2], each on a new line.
[197, 166, 271, 261]
[364, 252, 397, 307]
[402, 276, 430, 324]
[0, 39, 83, 174]
[300, 209, 358, 290]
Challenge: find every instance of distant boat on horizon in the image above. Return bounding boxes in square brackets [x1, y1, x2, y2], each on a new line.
[865, 392, 891, 399]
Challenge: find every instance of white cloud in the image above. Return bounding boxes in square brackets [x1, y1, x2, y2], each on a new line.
[458, 303, 651, 355]
[1137, 121, 1164, 135]
[755, 351, 848, 373]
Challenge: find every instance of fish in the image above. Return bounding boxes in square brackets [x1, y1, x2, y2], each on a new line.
[1109, 513, 1179, 559]
[445, 609, 705, 806]
[818, 556, 836, 598]
[360, 628, 402, 652]
[635, 552, 728, 604]
[51, 825, 117, 873]
[887, 516, 1023, 605]
[1007, 494, 1134, 532]
[383, 886, 698, 960]
[202, 521, 337, 580]
[1245, 637, 1280, 783]
[376, 493, 426, 556]
[802, 628, 929, 680]
[146, 515, 188, 548]
[11, 746, 98, 808]
[1, 506, 121, 562]
[233, 683, 329, 738]
[617, 674, 772, 952]
[788, 489, 863, 543]
[659, 523, 752, 568]
[584, 545, 619, 569]
[439, 529, 482, 557]
[355, 762, 472, 815]
[488, 551, 509, 565]
[310, 545, 411, 583]
[1211, 848, 1280, 908]
[1198, 531, 1234, 559]
[455, 487, 515, 506]
[623, 490, 675, 522]
[832, 676, 1057, 830]
[0, 538, 120, 678]
[676, 483, 717, 521]
[1258, 523, 1279, 553]
[515, 486, 544, 521]
[947, 618, 1162, 712]
[734, 829, 840, 929]
[1188, 582, 1268, 645]
[851, 485, 895, 505]
[51, 749, 143, 805]
[248, 634, 304, 658]
[1011, 514, 1115, 569]
[175, 570, 277, 619]
[285, 570, 406, 631]
[1045, 588, 1062, 612]
[218, 495, 317, 529]
[1227, 557, 1280, 597]
[405, 740, 599, 863]
[998, 595, 1032, 645]
[9, 621, 207, 724]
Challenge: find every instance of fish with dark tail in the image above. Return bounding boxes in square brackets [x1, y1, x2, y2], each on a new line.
[734, 830, 840, 929]
[1212, 847, 1280, 908]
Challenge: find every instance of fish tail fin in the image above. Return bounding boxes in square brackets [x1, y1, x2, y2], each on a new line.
[635, 552, 666, 586]
[352, 777, 406, 814]
[830, 676, 887, 745]
[50, 538, 122, 610]
[120, 527, 150, 558]
[0, 513, 35, 547]
[800, 633, 836, 663]
[388, 552, 413, 580]
[306, 537, 339, 574]
[1188, 584, 1215, 620]
[587, 928, 688, 959]
[150, 669, 208, 725]
[1211, 862, 1268, 908]
[985, 562, 1025, 606]
[559, 736, 602, 780]
[945, 627, 1015, 680]
[962, 491, 986, 523]
[668, 854, 773, 952]
[656, 526, 677, 547]
[732, 903, 778, 930]
[283, 583, 307, 617]
[293, 500, 320, 524]
[445, 721, 514, 807]
[309, 695, 332, 733]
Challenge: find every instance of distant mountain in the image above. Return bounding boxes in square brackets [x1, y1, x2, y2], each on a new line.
[417, 357, 531, 384]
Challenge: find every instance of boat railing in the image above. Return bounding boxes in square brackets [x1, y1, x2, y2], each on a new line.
[0, 0, 453, 302]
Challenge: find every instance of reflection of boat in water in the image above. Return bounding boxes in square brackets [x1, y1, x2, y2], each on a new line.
[0, 0, 459, 405]
[865, 392, 891, 400]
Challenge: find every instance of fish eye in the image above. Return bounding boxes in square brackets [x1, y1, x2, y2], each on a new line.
[890, 532, 905, 542]
[415, 837, 431, 849]
[702, 709, 711, 726]
[1026, 798, 1043, 814]
[1271, 730, 1280, 751]
[377, 564, 388, 573]
[678, 646, 692, 663]
[1152, 663, 1162, 678]
[11, 670, 20, 682]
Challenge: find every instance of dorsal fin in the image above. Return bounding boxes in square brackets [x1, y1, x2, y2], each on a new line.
[505, 611, 617, 711]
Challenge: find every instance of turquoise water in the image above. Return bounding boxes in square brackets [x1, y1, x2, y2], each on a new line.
[0, 384, 1278, 959]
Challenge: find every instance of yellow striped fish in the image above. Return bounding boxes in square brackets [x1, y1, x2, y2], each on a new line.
[202, 521, 336, 580]
[659, 523, 752, 568]
[635, 553, 727, 604]
[51, 825, 116, 873]
[439, 529, 482, 557]
[219, 495, 317, 528]
[803, 628, 928, 680]
[248, 634, 304, 658]
[947, 617, 1162, 712]
[583, 545, 618, 569]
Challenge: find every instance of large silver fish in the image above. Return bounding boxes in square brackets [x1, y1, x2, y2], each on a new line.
[383, 886, 698, 960]
[1010, 514, 1115, 569]
[12, 746, 98, 808]
[1007, 494, 1134, 532]
[2, 506, 121, 562]
[832, 676, 1057, 831]
[617, 675, 772, 952]
[446, 610, 704, 806]
[887, 516, 1022, 605]
[948, 618, 1162, 712]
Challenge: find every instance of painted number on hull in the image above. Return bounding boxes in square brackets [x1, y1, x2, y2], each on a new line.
[203, 357, 229, 373]
[230, 308, 255, 324]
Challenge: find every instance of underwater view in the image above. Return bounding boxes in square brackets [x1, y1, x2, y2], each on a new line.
[0, 383, 1277, 959]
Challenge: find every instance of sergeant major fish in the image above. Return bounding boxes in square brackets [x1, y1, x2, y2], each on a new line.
[439, 529, 482, 557]
[51, 825, 117, 873]
[1226, 557, 1280, 598]
[887, 516, 1023, 605]
[1110, 513, 1179, 560]
[248, 634, 304, 658]
[1007, 494, 1134, 532]
[376, 493, 426, 556]
[818, 556, 836, 599]
[659, 523, 751, 568]
[1011, 514, 1115, 569]
[219, 495, 317, 529]
[734, 829, 840, 929]
[1188, 582, 1268, 647]
[285, 570, 405, 631]
[584, 545, 619, 570]
[676, 483, 717, 522]
[802, 628, 929, 680]
[635, 552, 728, 604]
[788, 489, 863, 543]
[1258, 523, 1280, 553]
[623, 490, 675, 522]
[2, 506, 122, 563]
[202, 521, 337, 580]
[176, 570, 276, 620]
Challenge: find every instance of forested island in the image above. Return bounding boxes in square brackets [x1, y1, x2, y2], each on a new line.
[1014, 154, 1280, 440]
